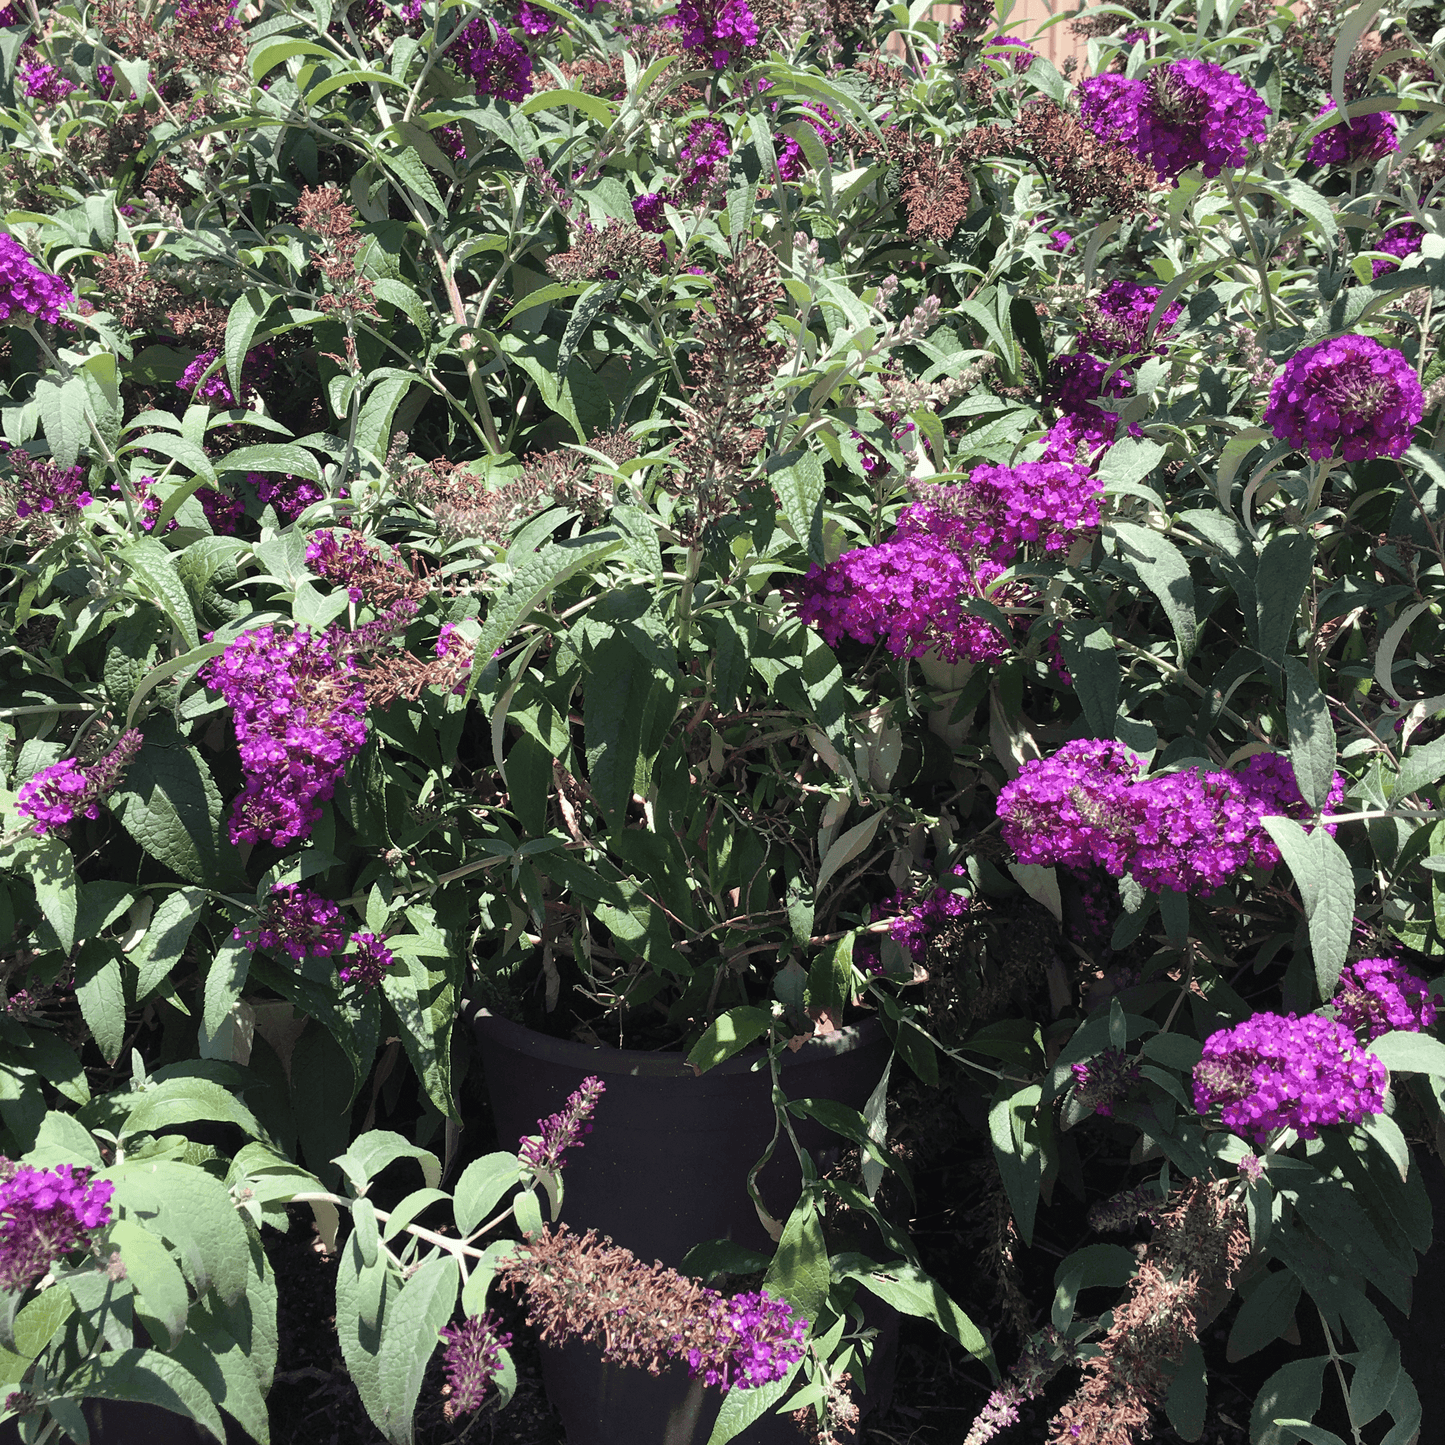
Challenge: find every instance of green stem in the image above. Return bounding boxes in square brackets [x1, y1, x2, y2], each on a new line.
[1316, 1306, 1365, 1445]
[1225, 174, 1278, 333]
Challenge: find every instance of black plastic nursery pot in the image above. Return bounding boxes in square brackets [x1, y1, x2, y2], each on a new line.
[469, 1007, 898, 1445]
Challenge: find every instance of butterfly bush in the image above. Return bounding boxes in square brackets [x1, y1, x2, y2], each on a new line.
[1078, 59, 1269, 181]
[690, 1289, 807, 1390]
[1307, 102, 1398, 168]
[1192, 1012, 1387, 1144]
[675, 0, 759, 68]
[200, 624, 368, 847]
[1334, 958, 1441, 1041]
[519, 1076, 606, 1171]
[997, 744, 1343, 896]
[1071, 1047, 1141, 1117]
[1263, 333, 1424, 461]
[1372, 221, 1425, 278]
[1080, 281, 1183, 358]
[452, 18, 533, 101]
[0, 1161, 114, 1292]
[337, 932, 396, 991]
[439, 1313, 513, 1420]
[16, 731, 143, 837]
[0, 234, 74, 325]
[242, 883, 348, 959]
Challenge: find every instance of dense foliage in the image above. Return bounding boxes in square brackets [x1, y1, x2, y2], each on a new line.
[4, 0, 1445, 1440]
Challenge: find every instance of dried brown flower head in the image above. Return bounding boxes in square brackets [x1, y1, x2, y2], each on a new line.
[294, 185, 380, 320]
[496, 1224, 721, 1376]
[671, 240, 785, 537]
[545, 221, 668, 284]
[1047, 1180, 1249, 1445]
[92, 252, 186, 336]
[963, 102, 1159, 216]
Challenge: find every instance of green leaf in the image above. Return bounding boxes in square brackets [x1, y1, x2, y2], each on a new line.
[513, 1187, 544, 1238]
[290, 1022, 357, 1185]
[110, 720, 242, 888]
[375, 1255, 458, 1445]
[464, 532, 626, 704]
[845, 1259, 997, 1377]
[764, 1195, 829, 1321]
[122, 1075, 263, 1142]
[1368, 1030, 1445, 1075]
[705, 1363, 802, 1445]
[1255, 532, 1314, 665]
[1260, 818, 1354, 998]
[1392, 734, 1445, 800]
[200, 935, 251, 1061]
[583, 630, 678, 822]
[1051, 1243, 1138, 1330]
[1228, 1269, 1302, 1361]
[33, 373, 89, 471]
[75, 940, 126, 1065]
[109, 1217, 190, 1349]
[1059, 628, 1119, 740]
[1283, 659, 1336, 813]
[686, 1006, 771, 1074]
[120, 429, 218, 485]
[1165, 1338, 1207, 1441]
[335, 1230, 399, 1434]
[131, 887, 206, 1002]
[382, 954, 455, 1119]
[30, 835, 78, 954]
[988, 1083, 1042, 1246]
[119, 537, 197, 650]
[774, 449, 826, 564]
[453, 1153, 526, 1236]
[213, 443, 323, 483]
[815, 812, 883, 899]
[65, 1348, 225, 1443]
[11, 1284, 74, 1358]
[1112, 522, 1197, 664]
[333, 1130, 442, 1195]
[355, 371, 417, 464]
[225, 289, 273, 412]
[377, 142, 446, 213]
[804, 934, 853, 1022]
[1251, 1358, 1328, 1445]
[180, 1304, 272, 1445]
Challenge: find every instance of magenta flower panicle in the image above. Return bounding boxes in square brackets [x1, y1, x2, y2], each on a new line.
[519, 1076, 606, 1172]
[1307, 101, 1398, 168]
[16, 731, 143, 837]
[0, 1160, 114, 1293]
[241, 883, 348, 961]
[1192, 1011, 1386, 1144]
[0, 235, 75, 326]
[1334, 957, 1441, 1041]
[439, 1311, 513, 1419]
[337, 932, 396, 992]
[1263, 333, 1423, 462]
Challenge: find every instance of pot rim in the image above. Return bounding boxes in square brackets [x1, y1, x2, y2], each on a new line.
[467, 1003, 887, 1080]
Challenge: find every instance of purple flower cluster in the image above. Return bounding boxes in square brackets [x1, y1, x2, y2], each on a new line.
[18, 54, 77, 105]
[1078, 59, 1269, 181]
[1192, 1011, 1387, 1144]
[8, 454, 92, 523]
[178, 344, 275, 407]
[519, 1076, 606, 1172]
[1039, 352, 1141, 471]
[306, 528, 375, 604]
[791, 534, 1010, 664]
[902, 460, 1102, 564]
[518, 2, 553, 36]
[251, 471, 326, 521]
[1263, 334, 1424, 461]
[1048, 352, 1134, 414]
[337, 932, 396, 992]
[197, 485, 244, 534]
[0, 234, 74, 326]
[1080, 280, 1182, 358]
[1373, 222, 1425, 278]
[200, 624, 367, 847]
[243, 883, 348, 960]
[632, 192, 668, 232]
[440, 1312, 513, 1419]
[1334, 957, 1441, 1041]
[1071, 1047, 1141, 1117]
[857, 876, 970, 974]
[997, 742, 1343, 896]
[1307, 102, 1398, 168]
[0, 1161, 114, 1292]
[451, 18, 533, 102]
[687, 1288, 806, 1391]
[678, 118, 731, 192]
[675, 0, 758, 67]
[16, 731, 143, 837]
[1048, 229, 1073, 253]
